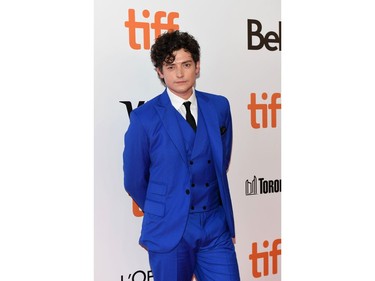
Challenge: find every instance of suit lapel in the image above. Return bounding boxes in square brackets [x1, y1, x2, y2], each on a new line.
[154, 91, 188, 164]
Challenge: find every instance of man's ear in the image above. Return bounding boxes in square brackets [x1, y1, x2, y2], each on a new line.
[195, 61, 201, 76]
[156, 67, 164, 79]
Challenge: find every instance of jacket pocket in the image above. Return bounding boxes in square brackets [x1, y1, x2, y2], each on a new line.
[144, 182, 167, 217]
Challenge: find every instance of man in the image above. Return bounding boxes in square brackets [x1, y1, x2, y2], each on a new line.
[123, 30, 240, 281]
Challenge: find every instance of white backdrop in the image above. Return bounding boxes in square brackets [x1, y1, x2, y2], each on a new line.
[95, 0, 281, 280]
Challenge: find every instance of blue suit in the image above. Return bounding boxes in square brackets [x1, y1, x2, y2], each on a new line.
[123, 89, 239, 280]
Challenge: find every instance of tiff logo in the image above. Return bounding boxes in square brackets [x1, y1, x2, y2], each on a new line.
[124, 9, 179, 50]
[247, 92, 281, 129]
[249, 238, 281, 278]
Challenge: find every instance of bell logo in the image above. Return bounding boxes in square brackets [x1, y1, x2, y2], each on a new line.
[247, 92, 281, 129]
[124, 9, 180, 50]
[249, 238, 281, 278]
[247, 19, 282, 51]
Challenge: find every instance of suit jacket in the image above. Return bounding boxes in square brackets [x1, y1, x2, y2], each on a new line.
[123, 89, 235, 253]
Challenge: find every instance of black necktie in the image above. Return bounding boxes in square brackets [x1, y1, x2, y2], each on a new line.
[183, 101, 197, 132]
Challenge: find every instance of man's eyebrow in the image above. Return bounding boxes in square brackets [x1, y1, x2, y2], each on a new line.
[164, 59, 193, 65]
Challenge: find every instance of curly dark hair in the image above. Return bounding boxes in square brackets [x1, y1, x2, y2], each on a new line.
[150, 30, 200, 85]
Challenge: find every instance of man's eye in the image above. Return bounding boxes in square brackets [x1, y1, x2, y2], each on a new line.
[183, 63, 191, 68]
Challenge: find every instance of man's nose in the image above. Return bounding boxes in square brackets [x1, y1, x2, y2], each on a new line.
[176, 66, 183, 77]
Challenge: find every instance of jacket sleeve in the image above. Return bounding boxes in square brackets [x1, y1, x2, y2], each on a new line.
[223, 98, 233, 172]
[123, 111, 150, 210]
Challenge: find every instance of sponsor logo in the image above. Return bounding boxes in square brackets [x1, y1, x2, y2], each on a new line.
[245, 176, 281, 196]
[247, 92, 281, 129]
[247, 19, 282, 51]
[124, 9, 180, 50]
[249, 238, 282, 278]
[121, 270, 153, 280]
[120, 101, 146, 117]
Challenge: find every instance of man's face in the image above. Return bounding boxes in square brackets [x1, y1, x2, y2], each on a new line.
[157, 49, 200, 100]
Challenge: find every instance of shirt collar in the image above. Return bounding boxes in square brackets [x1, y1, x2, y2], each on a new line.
[167, 88, 197, 111]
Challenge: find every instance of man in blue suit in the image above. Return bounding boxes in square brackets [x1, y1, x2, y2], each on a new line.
[123, 30, 240, 281]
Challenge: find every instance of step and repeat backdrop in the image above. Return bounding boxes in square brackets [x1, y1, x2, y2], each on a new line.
[95, 0, 281, 280]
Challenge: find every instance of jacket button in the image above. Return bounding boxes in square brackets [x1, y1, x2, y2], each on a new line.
[203, 206, 207, 210]
[185, 189, 190, 195]
[207, 160, 211, 164]
[189, 160, 194, 165]
[205, 182, 209, 187]
[191, 206, 195, 210]
[191, 183, 195, 187]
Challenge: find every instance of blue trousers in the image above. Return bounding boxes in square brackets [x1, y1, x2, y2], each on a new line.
[148, 206, 240, 281]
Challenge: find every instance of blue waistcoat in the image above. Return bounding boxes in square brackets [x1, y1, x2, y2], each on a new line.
[176, 107, 221, 213]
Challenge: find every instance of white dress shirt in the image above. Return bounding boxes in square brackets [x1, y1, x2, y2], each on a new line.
[167, 88, 198, 124]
